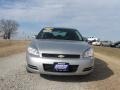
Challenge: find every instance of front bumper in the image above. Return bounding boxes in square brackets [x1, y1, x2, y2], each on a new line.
[26, 54, 94, 75]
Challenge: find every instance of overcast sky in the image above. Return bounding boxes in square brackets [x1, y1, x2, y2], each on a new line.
[0, 0, 120, 41]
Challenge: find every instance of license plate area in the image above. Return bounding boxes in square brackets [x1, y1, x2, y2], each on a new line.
[54, 62, 69, 72]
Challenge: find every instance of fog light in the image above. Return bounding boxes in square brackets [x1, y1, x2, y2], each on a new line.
[83, 67, 93, 72]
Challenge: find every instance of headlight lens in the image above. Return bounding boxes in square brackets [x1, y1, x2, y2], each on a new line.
[83, 48, 94, 58]
[27, 47, 39, 56]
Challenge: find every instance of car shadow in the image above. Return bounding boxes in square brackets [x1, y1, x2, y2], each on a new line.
[40, 58, 114, 82]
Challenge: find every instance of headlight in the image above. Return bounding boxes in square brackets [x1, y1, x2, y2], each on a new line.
[27, 47, 39, 56]
[83, 48, 94, 58]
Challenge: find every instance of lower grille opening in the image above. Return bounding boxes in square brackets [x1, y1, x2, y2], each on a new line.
[28, 64, 38, 70]
[83, 67, 93, 72]
[43, 64, 78, 72]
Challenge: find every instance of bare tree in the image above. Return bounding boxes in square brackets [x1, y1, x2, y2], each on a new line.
[0, 19, 19, 39]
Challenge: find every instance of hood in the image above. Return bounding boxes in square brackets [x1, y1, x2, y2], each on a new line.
[31, 39, 91, 54]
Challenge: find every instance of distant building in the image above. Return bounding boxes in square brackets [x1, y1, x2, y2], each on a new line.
[87, 36, 99, 42]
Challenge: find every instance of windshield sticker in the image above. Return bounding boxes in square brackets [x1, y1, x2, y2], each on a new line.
[43, 28, 53, 32]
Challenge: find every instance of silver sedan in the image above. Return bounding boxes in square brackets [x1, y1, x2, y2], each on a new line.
[26, 27, 94, 75]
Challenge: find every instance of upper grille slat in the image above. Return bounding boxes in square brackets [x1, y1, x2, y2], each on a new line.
[42, 53, 80, 58]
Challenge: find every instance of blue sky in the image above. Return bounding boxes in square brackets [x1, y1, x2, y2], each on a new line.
[0, 0, 120, 41]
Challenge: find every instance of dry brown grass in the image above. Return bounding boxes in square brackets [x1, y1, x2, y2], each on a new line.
[94, 46, 120, 59]
[0, 40, 30, 57]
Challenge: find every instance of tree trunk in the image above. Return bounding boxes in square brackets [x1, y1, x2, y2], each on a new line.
[8, 31, 11, 39]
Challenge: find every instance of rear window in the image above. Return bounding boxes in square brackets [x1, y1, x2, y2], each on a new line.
[36, 28, 83, 41]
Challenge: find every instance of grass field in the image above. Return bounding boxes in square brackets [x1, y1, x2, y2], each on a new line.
[0, 40, 30, 57]
[94, 46, 120, 59]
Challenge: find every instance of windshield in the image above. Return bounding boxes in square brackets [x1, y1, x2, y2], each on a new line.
[36, 28, 83, 41]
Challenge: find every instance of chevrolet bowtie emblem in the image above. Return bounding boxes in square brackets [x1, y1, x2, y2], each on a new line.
[58, 55, 65, 58]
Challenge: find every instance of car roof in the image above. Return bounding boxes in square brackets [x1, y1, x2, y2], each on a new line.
[115, 41, 120, 44]
[43, 27, 77, 31]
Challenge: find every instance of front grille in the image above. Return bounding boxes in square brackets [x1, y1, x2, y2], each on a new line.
[43, 64, 78, 72]
[42, 53, 80, 58]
